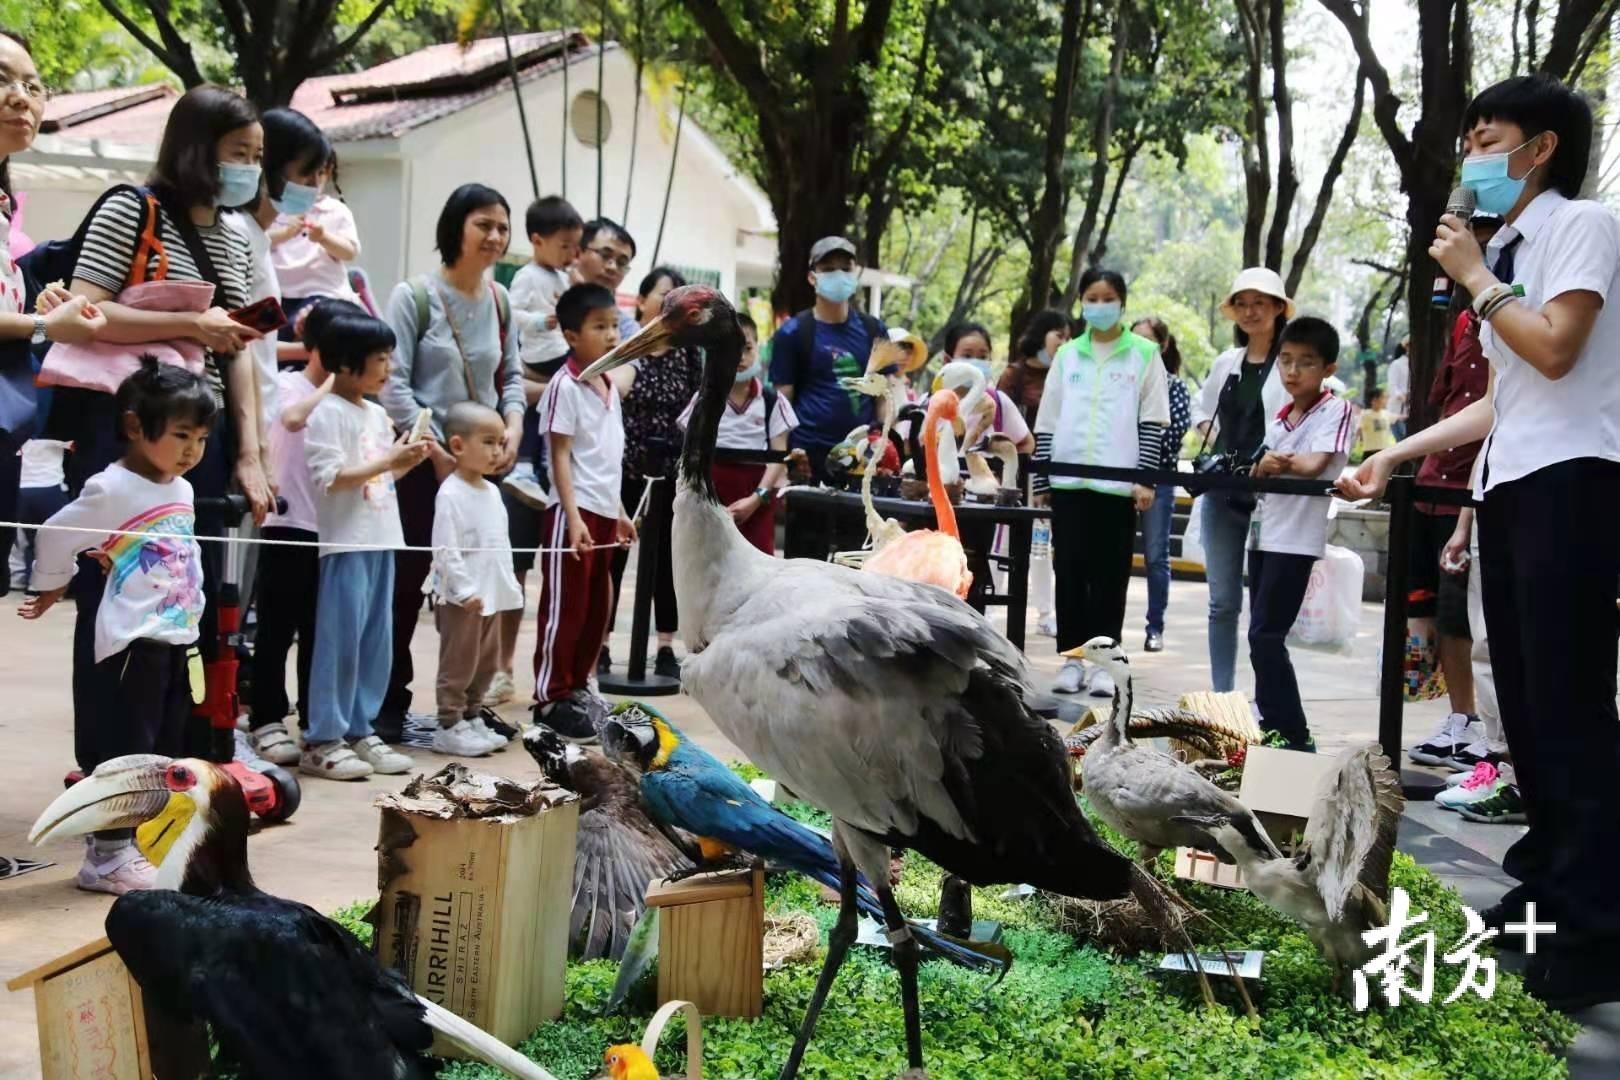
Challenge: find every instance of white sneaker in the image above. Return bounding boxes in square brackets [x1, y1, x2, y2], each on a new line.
[1087, 666, 1116, 699]
[1054, 658, 1086, 694]
[1037, 613, 1059, 638]
[249, 721, 301, 765]
[1436, 762, 1503, 812]
[432, 720, 495, 757]
[467, 712, 509, 750]
[75, 846, 157, 896]
[300, 740, 373, 780]
[349, 735, 414, 775]
[1408, 712, 1474, 767]
[484, 671, 516, 706]
[501, 470, 547, 510]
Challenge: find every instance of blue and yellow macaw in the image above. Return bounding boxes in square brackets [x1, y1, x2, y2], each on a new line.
[600, 701, 1008, 974]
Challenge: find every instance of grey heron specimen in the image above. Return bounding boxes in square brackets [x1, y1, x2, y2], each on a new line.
[1173, 743, 1404, 993]
[581, 286, 1135, 1080]
[1073, 638, 1283, 869]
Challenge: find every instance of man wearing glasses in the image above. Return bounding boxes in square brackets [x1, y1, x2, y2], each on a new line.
[574, 217, 641, 340]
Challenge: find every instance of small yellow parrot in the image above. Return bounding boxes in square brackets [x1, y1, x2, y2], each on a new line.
[603, 1043, 661, 1080]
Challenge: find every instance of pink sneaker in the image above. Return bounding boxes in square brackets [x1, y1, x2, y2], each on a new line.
[75, 847, 157, 896]
[1436, 762, 1500, 812]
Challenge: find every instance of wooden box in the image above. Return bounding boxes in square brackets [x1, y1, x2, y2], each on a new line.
[7, 937, 207, 1080]
[646, 868, 764, 1019]
[1173, 847, 1247, 891]
[1238, 745, 1341, 855]
[374, 797, 579, 1057]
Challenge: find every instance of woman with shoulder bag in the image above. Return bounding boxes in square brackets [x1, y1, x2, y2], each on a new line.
[1189, 267, 1292, 692]
[0, 33, 106, 582]
[377, 183, 524, 738]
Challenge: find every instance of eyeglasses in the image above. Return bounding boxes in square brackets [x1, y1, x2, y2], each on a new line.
[1, 77, 50, 103]
[586, 246, 632, 269]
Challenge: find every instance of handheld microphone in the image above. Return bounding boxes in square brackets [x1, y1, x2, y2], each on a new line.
[1431, 185, 1478, 307]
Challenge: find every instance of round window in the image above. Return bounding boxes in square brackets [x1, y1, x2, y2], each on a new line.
[570, 90, 611, 147]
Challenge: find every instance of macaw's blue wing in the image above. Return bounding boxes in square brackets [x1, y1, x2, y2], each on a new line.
[639, 750, 1012, 978]
[639, 756, 840, 883]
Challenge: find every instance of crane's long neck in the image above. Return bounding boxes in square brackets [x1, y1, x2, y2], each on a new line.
[680, 330, 745, 502]
[924, 399, 959, 540]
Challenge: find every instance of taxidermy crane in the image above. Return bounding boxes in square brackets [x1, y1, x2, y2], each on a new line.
[1172, 744, 1404, 993]
[30, 756, 560, 1080]
[862, 388, 973, 598]
[1071, 638, 1282, 869]
[579, 285, 1137, 1080]
[523, 725, 696, 962]
[600, 701, 1008, 973]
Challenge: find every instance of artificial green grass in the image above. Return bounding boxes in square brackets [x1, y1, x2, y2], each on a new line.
[330, 794, 1577, 1080]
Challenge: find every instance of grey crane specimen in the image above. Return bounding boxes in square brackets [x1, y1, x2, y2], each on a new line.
[1072, 638, 1284, 869]
[579, 286, 1135, 1080]
[1173, 743, 1405, 993]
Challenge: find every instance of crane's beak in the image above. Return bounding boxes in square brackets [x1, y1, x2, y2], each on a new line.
[579, 313, 675, 380]
[30, 755, 172, 844]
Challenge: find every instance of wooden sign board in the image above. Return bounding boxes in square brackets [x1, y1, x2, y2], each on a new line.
[1238, 745, 1339, 853]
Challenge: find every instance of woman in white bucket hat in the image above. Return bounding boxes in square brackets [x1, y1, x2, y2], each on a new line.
[1190, 266, 1294, 692]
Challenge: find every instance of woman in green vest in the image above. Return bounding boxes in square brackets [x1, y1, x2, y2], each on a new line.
[1033, 268, 1171, 697]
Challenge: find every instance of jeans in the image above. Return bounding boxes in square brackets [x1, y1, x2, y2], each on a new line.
[1201, 496, 1253, 692]
[1247, 549, 1316, 749]
[307, 551, 394, 745]
[1142, 484, 1176, 635]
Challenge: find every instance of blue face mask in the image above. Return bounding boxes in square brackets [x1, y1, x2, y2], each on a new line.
[1031, 347, 1052, 368]
[271, 180, 319, 216]
[216, 162, 263, 208]
[735, 361, 762, 384]
[955, 357, 993, 381]
[1081, 301, 1123, 333]
[814, 270, 859, 303]
[1460, 138, 1540, 217]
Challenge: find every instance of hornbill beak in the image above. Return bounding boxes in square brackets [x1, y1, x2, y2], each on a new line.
[30, 754, 172, 844]
[579, 313, 675, 380]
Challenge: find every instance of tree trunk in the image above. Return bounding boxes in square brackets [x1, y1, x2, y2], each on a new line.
[1012, 0, 1090, 341]
[1285, 69, 1366, 294]
[1089, 133, 1143, 267]
[1262, 0, 1297, 272]
[1236, 0, 1271, 269]
[1061, 1, 1128, 306]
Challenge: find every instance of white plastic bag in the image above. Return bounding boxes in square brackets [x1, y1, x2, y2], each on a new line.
[1287, 544, 1364, 653]
[1180, 495, 1205, 568]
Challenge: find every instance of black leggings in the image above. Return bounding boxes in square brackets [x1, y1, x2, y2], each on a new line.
[250, 527, 318, 729]
[1050, 487, 1136, 652]
[610, 473, 678, 637]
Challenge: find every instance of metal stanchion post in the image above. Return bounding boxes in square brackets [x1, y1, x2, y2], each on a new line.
[599, 475, 680, 696]
[1377, 473, 1444, 800]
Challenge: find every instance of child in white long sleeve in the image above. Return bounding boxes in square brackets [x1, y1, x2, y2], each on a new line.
[21, 359, 215, 895]
[429, 402, 525, 756]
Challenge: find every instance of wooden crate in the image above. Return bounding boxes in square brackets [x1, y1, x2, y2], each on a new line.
[1173, 847, 1247, 891]
[7, 937, 207, 1080]
[646, 868, 764, 1019]
[374, 798, 579, 1057]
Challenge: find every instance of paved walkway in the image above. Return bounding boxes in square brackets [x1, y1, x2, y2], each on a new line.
[0, 560, 1611, 1076]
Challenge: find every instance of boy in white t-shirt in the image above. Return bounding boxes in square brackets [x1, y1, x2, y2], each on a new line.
[1246, 316, 1353, 751]
[302, 309, 430, 780]
[532, 284, 636, 743]
[506, 195, 584, 506]
[429, 402, 525, 757]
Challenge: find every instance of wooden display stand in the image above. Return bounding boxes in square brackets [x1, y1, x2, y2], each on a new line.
[645, 867, 764, 1019]
[7, 937, 207, 1080]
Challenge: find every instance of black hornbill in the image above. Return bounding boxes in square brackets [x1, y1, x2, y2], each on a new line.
[30, 754, 554, 1080]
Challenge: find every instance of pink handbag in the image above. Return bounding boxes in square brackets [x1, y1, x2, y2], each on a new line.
[37, 278, 215, 393]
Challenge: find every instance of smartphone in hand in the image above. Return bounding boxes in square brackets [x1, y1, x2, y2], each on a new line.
[228, 296, 288, 335]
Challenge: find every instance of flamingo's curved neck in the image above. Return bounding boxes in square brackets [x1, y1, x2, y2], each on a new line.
[924, 394, 960, 541]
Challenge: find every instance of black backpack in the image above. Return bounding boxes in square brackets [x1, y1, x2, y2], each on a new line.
[19, 184, 160, 294]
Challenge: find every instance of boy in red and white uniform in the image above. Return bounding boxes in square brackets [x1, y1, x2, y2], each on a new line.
[533, 283, 636, 742]
[1246, 316, 1353, 751]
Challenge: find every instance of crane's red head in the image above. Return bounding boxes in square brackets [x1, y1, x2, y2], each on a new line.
[579, 284, 736, 379]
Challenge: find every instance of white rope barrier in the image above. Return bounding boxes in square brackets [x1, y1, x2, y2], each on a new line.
[0, 519, 632, 556]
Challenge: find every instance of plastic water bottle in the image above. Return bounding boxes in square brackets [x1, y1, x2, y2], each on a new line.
[1032, 517, 1051, 559]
